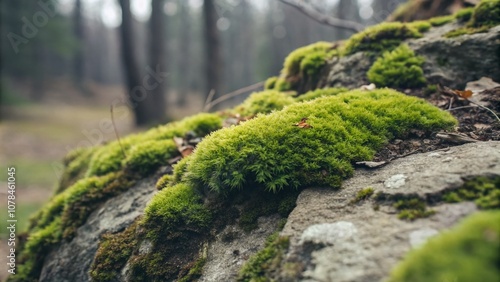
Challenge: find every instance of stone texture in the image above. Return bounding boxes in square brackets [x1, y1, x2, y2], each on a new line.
[280, 141, 500, 282]
[39, 176, 157, 282]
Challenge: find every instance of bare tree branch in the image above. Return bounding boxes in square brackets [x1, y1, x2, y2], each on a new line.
[278, 0, 365, 32]
[204, 81, 265, 112]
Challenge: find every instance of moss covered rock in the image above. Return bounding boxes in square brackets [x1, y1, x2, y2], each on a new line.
[387, 210, 500, 282]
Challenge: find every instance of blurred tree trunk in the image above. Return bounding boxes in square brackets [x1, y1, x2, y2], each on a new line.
[336, 0, 360, 39]
[203, 0, 222, 107]
[119, 0, 163, 126]
[148, 0, 167, 122]
[177, 1, 191, 107]
[73, 0, 90, 96]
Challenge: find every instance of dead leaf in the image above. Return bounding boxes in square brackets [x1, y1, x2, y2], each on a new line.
[179, 145, 194, 157]
[293, 117, 313, 129]
[453, 89, 473, 99]
[436, 132, 478, 144]
[474, 123, 491, 130]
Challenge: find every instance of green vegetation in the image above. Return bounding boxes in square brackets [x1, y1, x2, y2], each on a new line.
[394, 198, 436, 221]
[90, 221, 139, 282]
[86, 113, 222, 176]
[273, 78, 292, 92]
[142, 183, 212, 240]
[454, 7, 475, 22]
[341, 22, 423, 56]
[295, 87, 348, 102]
[264, 76, 278, 90]
[177, 89, 456, 193]
[232, 90, 295, 116]
[178, 257, 207, 282]
[238, 233, 290, 282]
[351, 187, 375, 204]
[367, 44, 426, 89]
[11, 113, 223, 282]
[387, 211, 500, 282]
[282, 42, 336, 77]
[443, 176, 500, 209]
[428, 15, 455, 27]
[445, 0, 500, 37]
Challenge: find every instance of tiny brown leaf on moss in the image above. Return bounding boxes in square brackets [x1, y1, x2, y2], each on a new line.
[293, 117, 313, 128]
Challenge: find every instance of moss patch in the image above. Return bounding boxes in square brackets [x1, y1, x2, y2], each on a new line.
[90, 220, 139, 282]
[341, 22, 423, 56]
[387, 210, 500, 282]
[282, 42, 337, 77]
[179, 89, 456, 193]
[443, 176, 500, 209]
[351, 187, 375, 204]
[445, 0, 500, 37]
[295, 87, 348, 102]
[264, 76, 278, 90]
[238, 233, 290, 282]
[367, 44, 426, 89]
[232, 90, 295, 116]
[394, 198, 436, 221]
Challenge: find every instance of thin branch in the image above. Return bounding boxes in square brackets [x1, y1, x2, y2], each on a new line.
[203, 89, 216, 111]
[277, 0, 365, 32]
[110, 105, 127, 158]
[204, 81, 265, 112]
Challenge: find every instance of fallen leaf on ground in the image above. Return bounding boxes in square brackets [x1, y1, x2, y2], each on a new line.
[293, 117, 313, 129]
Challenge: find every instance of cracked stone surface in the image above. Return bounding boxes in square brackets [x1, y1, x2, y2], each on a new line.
[281, 141, 500, 282]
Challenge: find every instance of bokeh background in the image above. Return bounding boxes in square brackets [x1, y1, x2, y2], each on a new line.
[0, 1, 407, 276]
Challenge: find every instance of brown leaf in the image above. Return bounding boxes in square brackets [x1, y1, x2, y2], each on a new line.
[179, 145, 194, 157]
[293, 117, 313, 129]
[453, 89, 473, 99]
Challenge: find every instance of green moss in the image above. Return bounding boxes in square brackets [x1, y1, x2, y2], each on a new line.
[445, 1, 500, 38]
[454, 7, 475, 22]
[387, 210, 500, 282]
[264, 76, 278, 90]
[407, 20, 432, 32]
[367, 44, 426, 89]
[156, 174, 172, 190]
[86, 113, 222, 176]
[177, 89, 456, 193]
[341, 22, 423, 56]
[295, 87, 348, 102]
[56, 147, 96, 193]
[143, 183, 212, 240]
[443, 176, 500, 209]
[351, 187, 375, 204]
[90, 220, 139, 282]
[471, 0, 500, 27]
[232, 90, 295, 116]
[123, 140, 178, 175]
[282, 41, 336, 77]
[429, 15, 455, 26]
[394, 198, 436, 221]
[274, 78, 292, 92]
[238, 233, 290, 282]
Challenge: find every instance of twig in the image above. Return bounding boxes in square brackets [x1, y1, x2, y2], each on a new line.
[277, 0, 365, 32]
[203, 89, 216, 112]
[447, 105, 475, 111]
[204, 81, 265, 112]
[110, 105, 127, 158]
[469, 100, 500, 122]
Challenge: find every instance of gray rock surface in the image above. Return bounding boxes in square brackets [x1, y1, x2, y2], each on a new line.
[320, 24, 500, 89]
[39, 176, 157, 282]
[199, 215, 281, 282]
[281, 141, 500, 282]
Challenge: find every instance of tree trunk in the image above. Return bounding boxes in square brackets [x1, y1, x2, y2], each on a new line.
[73, 0, 90, 96]
[203, 0, 222, 108]
[336, 0, 361, 40]
[177, 1, 191, 107]
[148, 0, 167, 122]
[118, 0, 164, 126]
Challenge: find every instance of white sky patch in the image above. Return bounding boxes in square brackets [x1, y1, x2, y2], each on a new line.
[131, 0, 151, 22]
[101, 0, 122, 28]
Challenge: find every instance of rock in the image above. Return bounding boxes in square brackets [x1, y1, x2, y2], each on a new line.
[321, 24, 500, 90]
[39, 176, 157, 282]
[280, 141, 499, 282]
